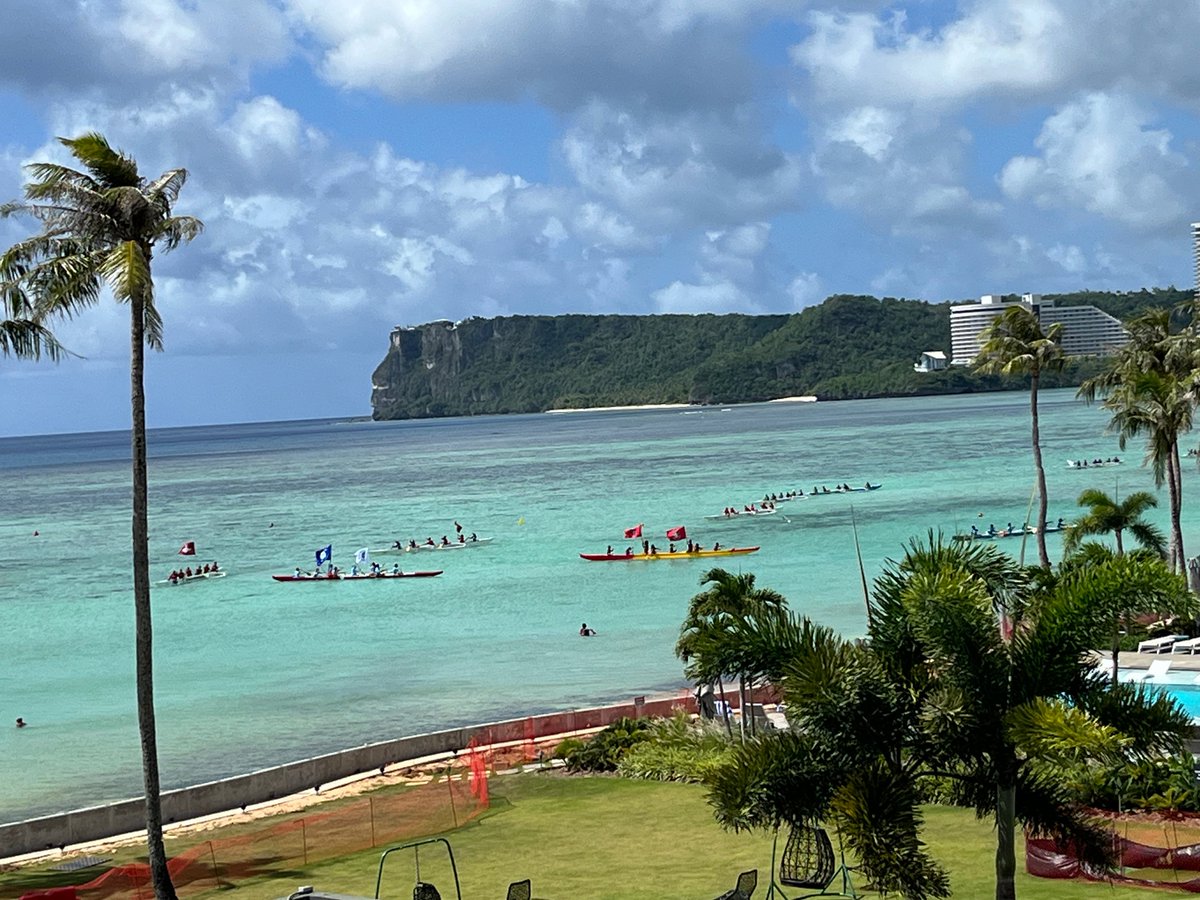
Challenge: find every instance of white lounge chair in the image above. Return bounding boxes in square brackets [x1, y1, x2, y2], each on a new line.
[1137, 636, 1178, 654]
[1173, 637, 1200, 655]
[1128, 659, 1172, 683]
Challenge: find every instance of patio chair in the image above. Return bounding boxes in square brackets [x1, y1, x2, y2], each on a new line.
[713, 869, 757, 900]
[1137, 636, 1177, 654]
[1173, 637, 1200, 655]
[504, 879, 531, 900]
[1128, 659, 1172, 683]
[765, 825, 857, 898]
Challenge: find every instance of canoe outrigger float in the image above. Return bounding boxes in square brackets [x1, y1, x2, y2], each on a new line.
[580, 546, 760, 561]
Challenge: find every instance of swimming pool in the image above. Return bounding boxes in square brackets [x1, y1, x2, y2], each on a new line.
[1117, 671, 1200, 720]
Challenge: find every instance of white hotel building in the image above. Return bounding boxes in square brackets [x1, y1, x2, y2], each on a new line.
[949, 293, 1128, 366]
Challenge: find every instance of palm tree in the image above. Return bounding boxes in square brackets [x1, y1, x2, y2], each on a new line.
[676, 567, 786, 738]
[0, 134, 202, 900]
[703, 540, 1193, 900]
[1079, 308, 1197, 573]
[1063, 488, 1165, 558]
[973, 305, 1065, 567]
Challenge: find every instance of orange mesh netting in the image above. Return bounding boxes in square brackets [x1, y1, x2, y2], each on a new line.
[22, 752, 489, 900]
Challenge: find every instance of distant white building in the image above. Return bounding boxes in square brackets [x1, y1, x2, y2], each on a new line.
[1192, 222, 1200, 303]
[949, 293, 1127, 366]
[914, 350, 948, 373]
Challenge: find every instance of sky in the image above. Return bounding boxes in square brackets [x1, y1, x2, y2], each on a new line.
[1, 0, 1199, 436]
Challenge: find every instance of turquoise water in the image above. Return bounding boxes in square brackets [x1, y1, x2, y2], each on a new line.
[0, 390, 1186, 823]
[1118, 671, 1200, 720]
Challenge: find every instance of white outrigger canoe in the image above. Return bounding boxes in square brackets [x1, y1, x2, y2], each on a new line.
[372, 537, 494, 554]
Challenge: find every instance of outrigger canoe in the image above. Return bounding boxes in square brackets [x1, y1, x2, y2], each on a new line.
[156, 570, 227, 586]
[373, 537, 493, 554]
[580, 547, 760, 561]
[704, 509, 779, 520]
[271, 571, 442, 581]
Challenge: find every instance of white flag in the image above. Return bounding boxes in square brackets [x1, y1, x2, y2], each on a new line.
[355, 547, 370, 566]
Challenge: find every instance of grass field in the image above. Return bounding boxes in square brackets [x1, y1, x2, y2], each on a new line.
[1, 773, 1190, 899]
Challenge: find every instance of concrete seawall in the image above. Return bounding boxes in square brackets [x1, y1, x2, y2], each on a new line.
[0, 692, 695, 857]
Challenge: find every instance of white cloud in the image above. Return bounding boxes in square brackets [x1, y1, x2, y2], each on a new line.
[790, 0, 1200, 111]
[562, 102, 805, 229]
[788, 272, 824, 309]
[651, 280, 756, 314]
[825, 107, 902, 161]
[286, 0, 760, 110]
[999, 92, 1188, 229]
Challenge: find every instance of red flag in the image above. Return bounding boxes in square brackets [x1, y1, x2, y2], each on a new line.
[178, 541, 196, 556]
[666, 525, 686, 541]
[624, 524, 643, 539]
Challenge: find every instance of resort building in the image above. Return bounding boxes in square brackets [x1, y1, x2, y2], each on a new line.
[913, 350, 948, 373]
[1192, 221, 1200, 302]
[949, 293, 1127, 366]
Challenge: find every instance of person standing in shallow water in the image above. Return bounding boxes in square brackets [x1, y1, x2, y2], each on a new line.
[15, 718, 26, 728]
[579, 623, 597, 637]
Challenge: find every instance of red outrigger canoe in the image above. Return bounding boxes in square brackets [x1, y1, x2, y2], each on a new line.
[580, 547, 759, 562]
[271, 571, 442, 581]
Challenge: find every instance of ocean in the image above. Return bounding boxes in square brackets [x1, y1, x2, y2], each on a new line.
[0, 389, 1178, 823]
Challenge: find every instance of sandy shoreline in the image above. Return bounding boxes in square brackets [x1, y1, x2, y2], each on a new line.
[544, 403, 692, 413]
[545, 397, 817, 413]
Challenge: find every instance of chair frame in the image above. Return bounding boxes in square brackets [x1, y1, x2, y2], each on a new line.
[764, 824, 858, 899]
[375, 837, 462, 900]
[713, 868, 758, 900]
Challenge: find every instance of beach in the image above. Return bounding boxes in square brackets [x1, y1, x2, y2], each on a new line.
[544, 402, 693, 413]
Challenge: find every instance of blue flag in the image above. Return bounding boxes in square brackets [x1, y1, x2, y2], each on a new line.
[315, 544, 332, 567]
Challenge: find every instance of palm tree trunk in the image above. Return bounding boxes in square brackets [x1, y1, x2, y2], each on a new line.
[1030, 373, 1050, 568]
[716, 678, 733, 738]
[995, 780, 1017, 900]
[1111, 620, 1121, 689]
[738, 674, 746, 742]
[1169, 443, 1185, 573]
[131, 293, 176, 900]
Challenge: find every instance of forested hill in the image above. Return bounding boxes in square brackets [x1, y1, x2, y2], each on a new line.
[369, 288, 1189, 420]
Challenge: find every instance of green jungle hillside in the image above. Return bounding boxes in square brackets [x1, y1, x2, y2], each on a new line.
[370, 288, 1190, 420]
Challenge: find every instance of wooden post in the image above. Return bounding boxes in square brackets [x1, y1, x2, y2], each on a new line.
[446, 766, 459, 829]
[301, 818, 308, 866]
[369, 796, 376, 848]
[207, 841, 221, 889]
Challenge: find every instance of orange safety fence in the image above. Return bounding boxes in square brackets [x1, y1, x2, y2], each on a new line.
[18, 747, 490, 900]
[14, 689, 738, 900]
[1028, 815, 1200, 892]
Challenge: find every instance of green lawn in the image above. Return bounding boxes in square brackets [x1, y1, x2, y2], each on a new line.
[1, 774, 1185, 899]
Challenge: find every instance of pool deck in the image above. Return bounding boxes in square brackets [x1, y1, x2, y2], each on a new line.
[1093, 650, 1200, 672]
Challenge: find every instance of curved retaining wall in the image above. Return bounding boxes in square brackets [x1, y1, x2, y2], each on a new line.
[0, 692, 695, 858]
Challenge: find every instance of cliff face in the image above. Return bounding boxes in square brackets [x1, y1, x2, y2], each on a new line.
[369, 313, 795, 420]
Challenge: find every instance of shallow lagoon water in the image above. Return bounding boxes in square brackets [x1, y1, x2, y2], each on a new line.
[0, 389, 1189, 822]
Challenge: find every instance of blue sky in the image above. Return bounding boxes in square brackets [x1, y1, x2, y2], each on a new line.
[1, 0, 1198, 436]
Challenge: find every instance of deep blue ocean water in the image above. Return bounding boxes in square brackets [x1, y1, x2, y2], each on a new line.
[0, 390, 1184, 822]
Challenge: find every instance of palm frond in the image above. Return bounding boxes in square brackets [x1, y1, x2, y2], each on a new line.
[832, 762, 952, 899]
[61, 133, 140, 187]
[1006, 697, 1129, 765]
[705, 731, 842, 831]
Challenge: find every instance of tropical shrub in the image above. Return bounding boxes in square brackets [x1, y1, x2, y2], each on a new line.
[559, 717, 655, 772]
[618, 712, 735, 783]
[1069, 753, 1200, 814]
